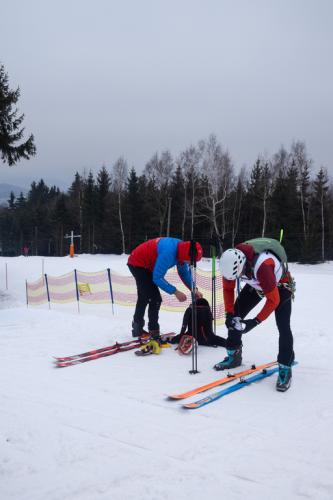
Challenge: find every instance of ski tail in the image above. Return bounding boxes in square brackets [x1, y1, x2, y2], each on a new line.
[55, 339, 141, 362]
[55, 342, 141, 367]
[183, 367, 279, 409]
[183, 362, 298, 409]
[167, 361, 277, 400]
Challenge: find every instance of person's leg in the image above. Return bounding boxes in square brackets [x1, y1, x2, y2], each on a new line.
[128, 265, 155, 334]
[226, 285, 262, 349]
[275, 286, 294, 391]
[147, 284, 162, 333]
[215, 285, 262, 370]
[275, 287, 294, 365]
[204, 333, 227, 347]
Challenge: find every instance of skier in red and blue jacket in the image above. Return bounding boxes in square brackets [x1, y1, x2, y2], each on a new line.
[128, 237, 203, 338]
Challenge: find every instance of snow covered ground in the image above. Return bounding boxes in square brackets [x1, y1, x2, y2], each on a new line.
[1, 254, 333, 500]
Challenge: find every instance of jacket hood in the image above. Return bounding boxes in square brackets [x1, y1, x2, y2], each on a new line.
[177, 241, 203, 262]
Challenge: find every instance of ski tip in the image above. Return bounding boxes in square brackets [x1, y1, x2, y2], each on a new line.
[182, 403, 200, 409]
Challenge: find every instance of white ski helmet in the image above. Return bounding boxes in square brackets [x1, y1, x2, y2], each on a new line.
[219, 248, 246, 280]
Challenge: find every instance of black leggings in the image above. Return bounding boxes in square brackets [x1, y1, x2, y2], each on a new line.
[128, 265, 162, 331]
[227, 284, 294, 366]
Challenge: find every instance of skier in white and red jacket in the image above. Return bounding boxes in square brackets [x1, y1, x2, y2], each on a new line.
[215, 239, 295, 391]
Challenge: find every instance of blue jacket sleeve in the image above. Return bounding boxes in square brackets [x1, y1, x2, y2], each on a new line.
[152, 240, 178, 294]
[177, 263, 192, 290]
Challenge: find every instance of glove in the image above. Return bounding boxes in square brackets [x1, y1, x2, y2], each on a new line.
[226, 314, 245, 332]
[241, 318, 261, 334]
[225, 313, 236, 330]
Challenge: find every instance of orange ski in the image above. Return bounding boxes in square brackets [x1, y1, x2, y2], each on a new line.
[167, 361, 277, 400]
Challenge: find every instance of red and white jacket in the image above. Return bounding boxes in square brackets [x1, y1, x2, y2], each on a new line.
[223, 242, 290, 322]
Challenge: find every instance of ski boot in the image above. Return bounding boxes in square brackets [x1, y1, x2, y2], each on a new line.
[135, 339, 162, 356]
[276, 363, 292, 392]
[214, 348, 242, 371]
[132, 321, 147, 338]
[149, 329, 161, 341]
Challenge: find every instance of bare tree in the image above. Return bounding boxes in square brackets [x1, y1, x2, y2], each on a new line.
[260, 159, 275, 237]
[144, 151, 174, 235]
[176, 145, 202, 239]
[113, 157, 128, 253]
[199, 134, 233, 239]
[271, 145, 289, 177]
[313, 167, 329, 262]
[290, 141, 312, 243]
[231, 167, 246, 245]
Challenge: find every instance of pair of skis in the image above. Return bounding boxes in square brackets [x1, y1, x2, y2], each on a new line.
[167, 361, 294, 409]
[54, 333, 175, 367]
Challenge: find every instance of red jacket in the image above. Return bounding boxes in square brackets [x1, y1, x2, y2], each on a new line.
[128, 238, 160, 271]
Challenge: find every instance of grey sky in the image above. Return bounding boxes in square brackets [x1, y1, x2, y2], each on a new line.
[1, 0, 332, 190]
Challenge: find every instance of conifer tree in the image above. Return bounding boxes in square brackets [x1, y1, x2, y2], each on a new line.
[96, 165, 111, 252]
[0, 64, 36, 165]
[125, 167, 144, 250]
[82, 171, 96, 252]
[311, 167, 329, 261]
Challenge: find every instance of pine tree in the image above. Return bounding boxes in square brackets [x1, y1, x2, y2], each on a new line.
[68, 172, 84, 250]
[51, 194, 71, 255]
[95, 165, 111, 252]
[82, 171, 96, 253]
[125, 167, 145, 250]
[0, 64, 36, 165]
[310, 167, 329, 261]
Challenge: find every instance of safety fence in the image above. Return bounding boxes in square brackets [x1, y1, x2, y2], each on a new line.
[26, 267, 225, 323]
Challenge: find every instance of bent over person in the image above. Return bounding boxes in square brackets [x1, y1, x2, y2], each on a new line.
[128, 237, 203, 340]
[216, 238, 295, 392]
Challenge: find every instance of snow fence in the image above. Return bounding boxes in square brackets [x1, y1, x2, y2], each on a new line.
[26, 267, 225, 324]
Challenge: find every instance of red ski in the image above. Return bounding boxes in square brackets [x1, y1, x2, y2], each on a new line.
[54, 332, 176, 367]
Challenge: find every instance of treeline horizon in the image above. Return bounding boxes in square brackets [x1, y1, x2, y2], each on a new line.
[0, 135, 332, 263]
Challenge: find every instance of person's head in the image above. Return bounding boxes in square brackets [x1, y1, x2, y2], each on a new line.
[219, 248, 246, 280]
[177, 241, 203, 263]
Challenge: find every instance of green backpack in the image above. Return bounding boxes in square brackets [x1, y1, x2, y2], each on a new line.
[245, 238, 288, 276]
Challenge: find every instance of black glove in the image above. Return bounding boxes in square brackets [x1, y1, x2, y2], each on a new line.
[225, 313, 235, 330]
[241, 318, 261, 334]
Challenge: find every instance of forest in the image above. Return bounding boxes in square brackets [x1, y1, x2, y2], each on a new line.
[0, 135, 332, 263]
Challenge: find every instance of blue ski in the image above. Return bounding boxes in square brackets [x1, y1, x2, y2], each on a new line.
[183, 364, 297, 409]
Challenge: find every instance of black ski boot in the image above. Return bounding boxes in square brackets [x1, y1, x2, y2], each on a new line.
[132, 321, 145, 338]
[148, 329, 161, 342]
[276, 364, 292, 392]
[214, 348, 242, 371]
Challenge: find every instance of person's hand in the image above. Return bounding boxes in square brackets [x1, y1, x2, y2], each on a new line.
[195, 288, 203, 299]
[175, 290, 187, 302]
[241, 318, 261, 333]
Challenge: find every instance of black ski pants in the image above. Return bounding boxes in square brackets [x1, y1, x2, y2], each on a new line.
[128, 264, 162, 331]
[227, 284, 294, 366]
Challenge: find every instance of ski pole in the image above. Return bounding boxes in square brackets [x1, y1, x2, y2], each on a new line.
[211, 241, 217, 336]
[189, 239, 199, 374]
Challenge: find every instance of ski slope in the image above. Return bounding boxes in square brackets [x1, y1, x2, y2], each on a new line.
[1, 254, 333, 500]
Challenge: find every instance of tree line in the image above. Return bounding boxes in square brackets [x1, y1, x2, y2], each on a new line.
[0, 135, 332, 263]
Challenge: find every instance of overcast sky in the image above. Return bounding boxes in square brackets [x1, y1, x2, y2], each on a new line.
[1, 0, 332, 190]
